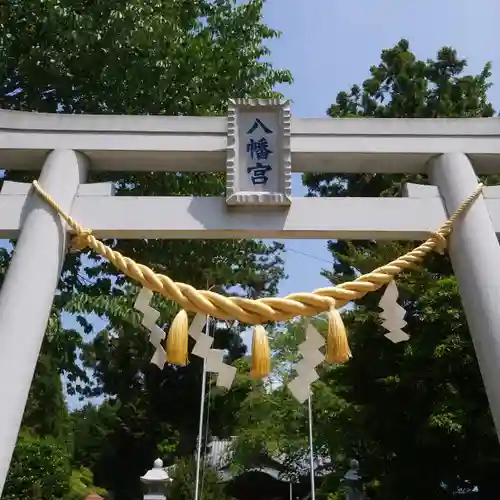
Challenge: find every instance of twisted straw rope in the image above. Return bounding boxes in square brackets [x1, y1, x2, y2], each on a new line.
[32, 180, 483, 325]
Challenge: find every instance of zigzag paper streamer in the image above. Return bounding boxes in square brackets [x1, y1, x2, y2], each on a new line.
[188, 313, 236, 389]
[379, 281, 410, 343]
[134, 288, 167, 369]
[134, 290, 236, 387]
[288, 323, 325, 403]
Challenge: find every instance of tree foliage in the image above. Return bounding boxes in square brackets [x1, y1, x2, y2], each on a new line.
[303, 39, 500, 499]
[62, 468, 107, 500]
[0, 0, 291, 113]
[3, 432, 106, 500]
[3, 432, 71, 500]
[167, 457, 232, 500]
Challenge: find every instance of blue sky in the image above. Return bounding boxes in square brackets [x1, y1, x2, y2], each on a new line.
[264, 0, 500, 302]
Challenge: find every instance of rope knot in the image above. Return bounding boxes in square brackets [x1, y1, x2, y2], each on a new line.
[430, 231, 447, 255]
[70, 229, 93, 252]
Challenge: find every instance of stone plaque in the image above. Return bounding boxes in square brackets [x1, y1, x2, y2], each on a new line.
[226, 98, 292, 206]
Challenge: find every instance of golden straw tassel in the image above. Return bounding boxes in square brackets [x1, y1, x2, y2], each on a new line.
[250, 325, 271, 379]
[166, 309, 189, 366]
[326, 303, 352, 364]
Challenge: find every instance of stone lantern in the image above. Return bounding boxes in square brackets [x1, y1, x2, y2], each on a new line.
[140, 458, 171, 500]
[343, 459, 365, 500]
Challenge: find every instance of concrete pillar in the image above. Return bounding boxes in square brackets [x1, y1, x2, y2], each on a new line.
[0, 149, 88, 494]
[428, 152, 500, 440]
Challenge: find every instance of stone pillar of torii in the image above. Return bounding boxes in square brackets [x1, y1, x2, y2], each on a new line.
[1, 100, 500, 494]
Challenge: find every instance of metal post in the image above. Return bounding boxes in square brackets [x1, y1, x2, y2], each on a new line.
[194, 315, 210, 500]
[428, 152, 500, 440]
[307, 395, 316, 500]
[0, 150, 88, 494]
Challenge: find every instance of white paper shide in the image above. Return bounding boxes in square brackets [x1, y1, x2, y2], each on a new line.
[134, 287, 168, 368]
[134, 290, 236, 389]
[379, 281, 410, 343]
[188, 313, 237, 389]
[288, 323, 326, 403]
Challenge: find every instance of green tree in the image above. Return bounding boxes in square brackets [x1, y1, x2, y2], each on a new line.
[0, 0, 290, 114]
[62, 468, 107, 500]
[23, 343, 70, 443]
[3, 432, 71, 500]
[3, 433, 106, 500]
[303, 39, 500, 499]
[1, 1, 291, 498]
[167, 456, 232, 500]
[70, 403, 120, 477]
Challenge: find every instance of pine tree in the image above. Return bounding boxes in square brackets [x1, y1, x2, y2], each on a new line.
[303, 39, 500, 499]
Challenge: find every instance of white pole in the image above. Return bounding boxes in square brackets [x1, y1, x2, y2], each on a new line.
[194, 315, 210, 500]
[289, 481, 293, 500]
[0, 150, 88, 495]
[429, 153, 500, 440]
[307, 395, 316, 500]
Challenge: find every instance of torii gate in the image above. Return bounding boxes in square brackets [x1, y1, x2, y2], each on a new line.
[1, 99, 500, 493]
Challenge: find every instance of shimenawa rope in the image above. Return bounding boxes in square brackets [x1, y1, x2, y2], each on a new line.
[31, 180, 483, 376]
